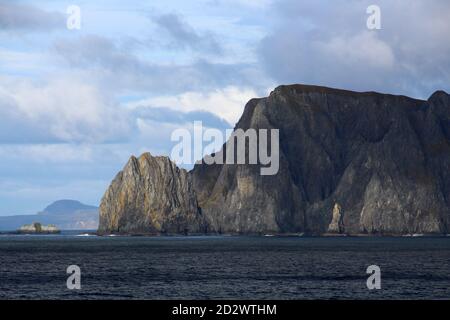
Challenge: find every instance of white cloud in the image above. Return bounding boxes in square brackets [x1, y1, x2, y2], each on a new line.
[0, 75, 131, 143]
[126, 86, 259, 125]
[318, 32, 395, 69]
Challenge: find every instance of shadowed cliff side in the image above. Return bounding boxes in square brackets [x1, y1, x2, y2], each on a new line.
[192, 84, 450, 235]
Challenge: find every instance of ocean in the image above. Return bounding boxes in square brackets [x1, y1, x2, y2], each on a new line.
[0, 233, 449, 299]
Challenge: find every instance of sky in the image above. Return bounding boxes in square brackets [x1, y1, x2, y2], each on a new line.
[0, 0, 449, 215]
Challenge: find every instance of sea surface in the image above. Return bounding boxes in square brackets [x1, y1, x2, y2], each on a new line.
[0, 232, 449, 299]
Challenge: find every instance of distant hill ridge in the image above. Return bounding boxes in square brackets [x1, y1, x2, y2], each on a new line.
[38, 200, 98, 215]
[0, 200, 99, 231]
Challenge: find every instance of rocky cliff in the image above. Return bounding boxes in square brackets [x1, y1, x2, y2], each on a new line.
[98, 153, 204, 234]
[99, 84, 450, 235]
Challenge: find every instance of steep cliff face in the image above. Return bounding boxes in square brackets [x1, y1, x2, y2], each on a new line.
[98, 153, 204, 234]
[99, 84, 450, 235]
[192, 85, 450, 235]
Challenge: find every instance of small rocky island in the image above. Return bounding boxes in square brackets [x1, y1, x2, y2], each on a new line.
[18, 222, 60, 234]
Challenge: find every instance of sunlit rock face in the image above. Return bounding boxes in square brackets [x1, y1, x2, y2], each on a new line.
[98, 153, 205, 235]
[99, 84, 450, 235]
[327, 203, 344, 233]
[18, 222, 60, 234]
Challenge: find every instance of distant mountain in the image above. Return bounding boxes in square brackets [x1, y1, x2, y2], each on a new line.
[38, 200, 98, 215]
[0, 200, 98, 231]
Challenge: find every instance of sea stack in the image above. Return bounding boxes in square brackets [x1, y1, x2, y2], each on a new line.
[98, 153, 205, 235]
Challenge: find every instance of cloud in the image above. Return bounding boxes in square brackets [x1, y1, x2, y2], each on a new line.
[0, 2, 271, 215]
[126, 86, 259, 125]
[153, 13, 223, 54]
[133, 106, 231, 128]
[53, 35, 267, 95]
[259, 0, 450, 97]
[210, 0, 273, 9]
[0, 1, 65, 32]
[0, 73, 253, 146]
[0, 78, 252, 146]
[0, 75, 131, 144]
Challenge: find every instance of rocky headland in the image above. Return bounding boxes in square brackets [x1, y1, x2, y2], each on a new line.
[98, 84, 450, 236]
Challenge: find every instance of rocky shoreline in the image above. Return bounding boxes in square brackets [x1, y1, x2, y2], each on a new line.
[93, 231, 449, 237]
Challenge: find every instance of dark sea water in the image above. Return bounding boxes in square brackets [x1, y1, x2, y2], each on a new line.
[0, 232, 449, 300]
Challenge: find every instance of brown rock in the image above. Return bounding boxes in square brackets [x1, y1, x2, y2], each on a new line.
[98, 152, 204, 234]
